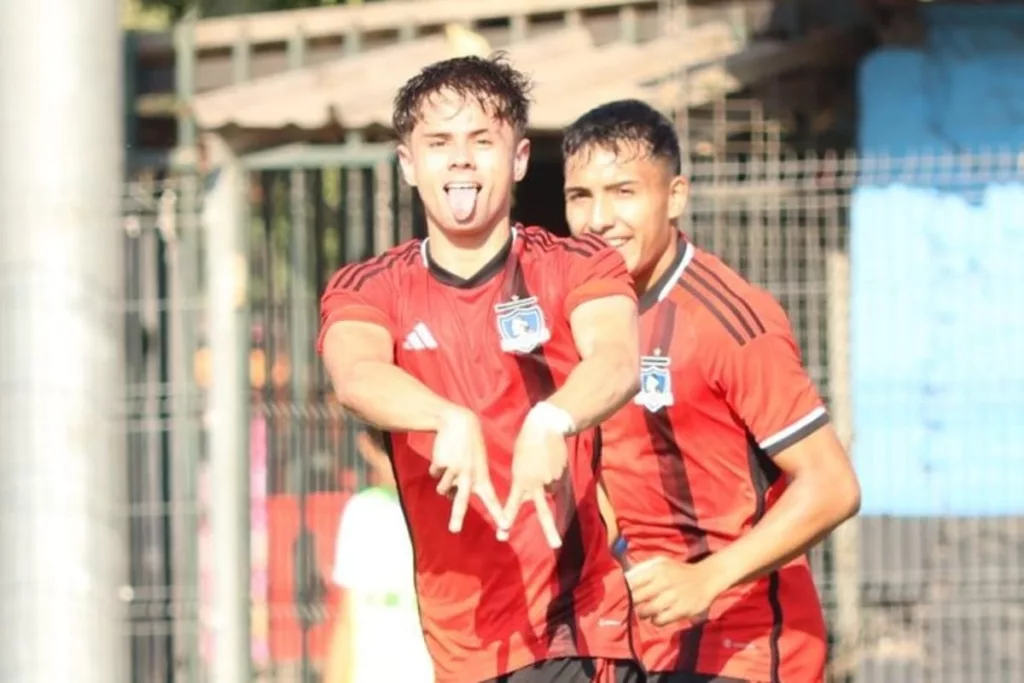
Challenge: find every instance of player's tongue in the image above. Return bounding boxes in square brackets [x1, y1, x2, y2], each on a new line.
[446, 185, 478, 222]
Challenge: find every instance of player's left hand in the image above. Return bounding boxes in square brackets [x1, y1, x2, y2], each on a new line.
[500, 412, 570, 549]
[625, 556, 725, 627]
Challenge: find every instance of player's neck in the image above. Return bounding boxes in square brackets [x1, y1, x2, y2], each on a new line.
[634, 231, 681, 296]
[426, 217, 514, 280]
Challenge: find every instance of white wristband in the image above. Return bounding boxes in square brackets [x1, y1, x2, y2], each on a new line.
[527, 401, 576, 436]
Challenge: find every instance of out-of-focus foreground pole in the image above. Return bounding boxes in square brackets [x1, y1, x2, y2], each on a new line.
[0, 1, 127, 683]
[202, 134, 252, 683]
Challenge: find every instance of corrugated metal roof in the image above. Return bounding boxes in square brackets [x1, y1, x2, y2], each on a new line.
[192, 23, 740, 134]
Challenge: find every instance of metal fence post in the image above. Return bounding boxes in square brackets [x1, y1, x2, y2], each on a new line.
[202, 135, 252, 683]
[0, 1, 128, 682]
[827, 249, 862, 680]
[171, 13, 203, 683]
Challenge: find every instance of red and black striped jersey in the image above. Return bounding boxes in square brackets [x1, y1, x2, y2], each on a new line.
[317, 226, 636, 683]
[600, 237, 829, 683]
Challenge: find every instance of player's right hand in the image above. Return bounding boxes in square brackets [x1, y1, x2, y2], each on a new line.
[501, 408, 570, 549]
[431, 406, 507, 535]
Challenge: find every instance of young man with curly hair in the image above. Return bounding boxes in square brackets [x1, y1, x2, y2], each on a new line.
[317, 57, 644, 683]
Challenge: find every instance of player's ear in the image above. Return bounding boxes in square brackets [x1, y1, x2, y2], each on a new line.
[667, 174, 689, 222]
[397, 143, 417, 187]
[512, 136, 531, 183]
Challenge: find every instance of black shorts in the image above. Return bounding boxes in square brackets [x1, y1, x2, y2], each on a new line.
[482, 657, 642, 683]
[643, 673, 750, 683]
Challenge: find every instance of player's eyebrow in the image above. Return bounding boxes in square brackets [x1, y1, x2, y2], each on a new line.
[564, 179, 636, 195]
[421, 127, 494, 140]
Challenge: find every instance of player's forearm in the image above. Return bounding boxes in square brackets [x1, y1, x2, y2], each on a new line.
[702, 471, 860, 593]
[547, 351, 640, 432]
[332, 360, 461, 432]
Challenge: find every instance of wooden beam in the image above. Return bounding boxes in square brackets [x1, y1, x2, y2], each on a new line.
[649, 27, 870, 110]
[191, 0, 659, 50]
[241, 142, 396, 170]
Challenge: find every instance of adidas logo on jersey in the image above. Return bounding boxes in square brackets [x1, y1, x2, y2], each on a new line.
[402, 323, 438, 350]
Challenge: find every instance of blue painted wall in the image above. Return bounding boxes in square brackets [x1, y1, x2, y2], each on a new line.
[852, 6, 1024, 516]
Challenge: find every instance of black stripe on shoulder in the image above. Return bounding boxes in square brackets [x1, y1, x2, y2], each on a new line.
[333, 242, 418, 293]
[327, 261, 360, 292]
[678, 278, 749, 346]
[574, 233, 608, 254]
[522, 228, 556, 249]
[521, 229, 594, 258]
[683, 269, 758, 341]
[351, 243, 420, 291]
[333, 249, 389, 289]
[401, 243, 420, 266]
[557, 237, 596, 258]
[689, 256, 766, 335]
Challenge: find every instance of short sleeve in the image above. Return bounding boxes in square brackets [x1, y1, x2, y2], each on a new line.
[560, 234, 637, 319]
[717, 317, 829, 457]
[332, 495, 371, 589]
[317, 254, 400, 354]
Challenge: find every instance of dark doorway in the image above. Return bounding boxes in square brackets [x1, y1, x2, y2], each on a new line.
[512, 134, 568, 237]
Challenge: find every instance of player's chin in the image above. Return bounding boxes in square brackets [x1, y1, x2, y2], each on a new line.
[608, 238, 641, 272]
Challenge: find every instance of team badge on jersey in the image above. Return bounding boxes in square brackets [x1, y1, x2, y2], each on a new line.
[495, 296, 551, 354]
[634, 354, 674, 412]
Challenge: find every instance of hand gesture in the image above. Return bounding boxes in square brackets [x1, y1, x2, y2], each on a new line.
[431, 407, 506, 534]
[625, 556, 723, 627]
[500, 405, 571, 548]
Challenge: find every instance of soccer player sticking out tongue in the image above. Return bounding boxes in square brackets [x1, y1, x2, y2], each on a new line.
[562, 99, 862, 683]
[318, 55, 643, 683]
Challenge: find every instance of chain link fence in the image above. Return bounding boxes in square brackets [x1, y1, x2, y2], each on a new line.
[121, 147, 1024, 683]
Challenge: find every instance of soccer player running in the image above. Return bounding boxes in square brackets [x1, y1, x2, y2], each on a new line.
[318, 57, 643, 683]
[562, 99, 861, 683]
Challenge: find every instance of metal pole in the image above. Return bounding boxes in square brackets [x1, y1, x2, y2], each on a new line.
[284, 37, 313, 679]
[202, 135, 252, 683]
[826, 250, 862, 681]
[289, 167, 314, 683]
[0, 2, 127, 683]
[171, 14, 203, 683]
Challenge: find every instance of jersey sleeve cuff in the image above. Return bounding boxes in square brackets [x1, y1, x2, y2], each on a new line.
[758, 406, 830, 456]
[316, 305, 394, 354]
[564, 278, 638, 319]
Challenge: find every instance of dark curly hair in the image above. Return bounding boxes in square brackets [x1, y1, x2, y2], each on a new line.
[392, 52, 533, 140]
[562, 99, 682, 175]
